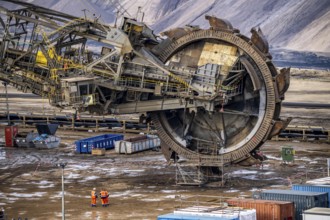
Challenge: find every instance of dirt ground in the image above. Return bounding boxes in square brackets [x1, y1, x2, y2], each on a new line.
[0, 70, 329, 219]
[0, 130, 329, 220]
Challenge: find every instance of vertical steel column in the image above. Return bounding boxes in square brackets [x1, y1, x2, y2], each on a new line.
[3, 82, 10, 125]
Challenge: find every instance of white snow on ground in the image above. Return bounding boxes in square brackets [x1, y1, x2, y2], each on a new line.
[270, 185, 287, 188]
[163, 195, 176, 199]
[265, 155, 282, 161]
[38, 184, 55, 189]
[242, 175, 284, 181]
[123, 169, 146, 177]
[9, 188, 24, 191]
[231, 170, 258, 175]
[249, 188, 265, 192]
[130, 193, 144, 197]
[141, 198, 161, 202]
[10, 192, 47, 198]
[161, 190, 177, 194]
[109, 190, 134, 198]
[298, 157, 312, 162]
[50, 191, 89, 199]
[224, 189, 240, 193]
[0, 150, 6, 160]
[82, 175, 99, 181]
[66, 172, 81, 179]
[66, 164, 91, 170]
[31, 180, 55, 188]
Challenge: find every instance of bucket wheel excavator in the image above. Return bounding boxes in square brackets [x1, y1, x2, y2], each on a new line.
[0, 1, 290, 171]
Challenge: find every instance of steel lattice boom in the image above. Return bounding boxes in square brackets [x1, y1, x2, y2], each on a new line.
[0, 0, 291, 175]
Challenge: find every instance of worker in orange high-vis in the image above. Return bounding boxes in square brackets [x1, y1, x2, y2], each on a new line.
[91, 188, 98, 207]
[100, 189, 109, 207]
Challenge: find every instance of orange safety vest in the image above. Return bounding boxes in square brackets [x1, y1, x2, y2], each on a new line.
[100, 191, 108, 198]
[91, 190, 97, 199]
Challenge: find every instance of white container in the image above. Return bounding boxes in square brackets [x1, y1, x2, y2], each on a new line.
[115, 135, 160, 154]
[302, 207, 330, 220]
[173, 206, 256, 220]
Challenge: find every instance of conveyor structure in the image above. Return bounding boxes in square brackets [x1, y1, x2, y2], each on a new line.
[0, 0, 291, 176]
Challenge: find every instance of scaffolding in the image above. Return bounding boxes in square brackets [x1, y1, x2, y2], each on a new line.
[175, 162, 226, 187]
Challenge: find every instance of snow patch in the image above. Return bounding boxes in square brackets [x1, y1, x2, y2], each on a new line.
[225, 189, 240, 193]
[10, 192, 47, 198]
[266, 155, 282, 161]
[161, 190, 176, 193]
[231, 170, 258, 175]
[141, 198, 161, 202]
[163, 195, 176, 199]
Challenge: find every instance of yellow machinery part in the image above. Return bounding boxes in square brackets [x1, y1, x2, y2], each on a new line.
[36, 48, 62, 66]
[36, 50, 48, 65]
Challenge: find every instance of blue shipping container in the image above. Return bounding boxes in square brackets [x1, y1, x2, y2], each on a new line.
[258, 189, 328, 220]
[75, 134, 124, 154]
[292, 184, 330, 208]
[157, 213, 239, 220]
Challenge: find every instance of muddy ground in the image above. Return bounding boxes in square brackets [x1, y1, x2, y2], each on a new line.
[0, 131, 330, 219]
[0, 70, 329, 219]
[0, 132, 329, 220]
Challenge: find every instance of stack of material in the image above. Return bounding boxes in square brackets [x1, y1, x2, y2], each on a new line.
[115, 135, 160, 154]
[227, 198, 294, 220]
[75, 134, 123, 154]
[158, 206, 256, 220]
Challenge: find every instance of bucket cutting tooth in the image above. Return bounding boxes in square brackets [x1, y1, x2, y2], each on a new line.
[205, 15, 234, 31]
[275, 68, 291, 100]
[250, 27, 269, 54]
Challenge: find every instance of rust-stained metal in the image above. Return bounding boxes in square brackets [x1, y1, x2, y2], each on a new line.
[205, 15, 234, 31]
[227, 198, 295, 220]
[276, 67, 291, 100]
[269, 118, 293, 138]
[251, 27, 269, 54]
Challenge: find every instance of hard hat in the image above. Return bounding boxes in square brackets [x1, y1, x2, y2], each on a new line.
[93, 188, 96, 190]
